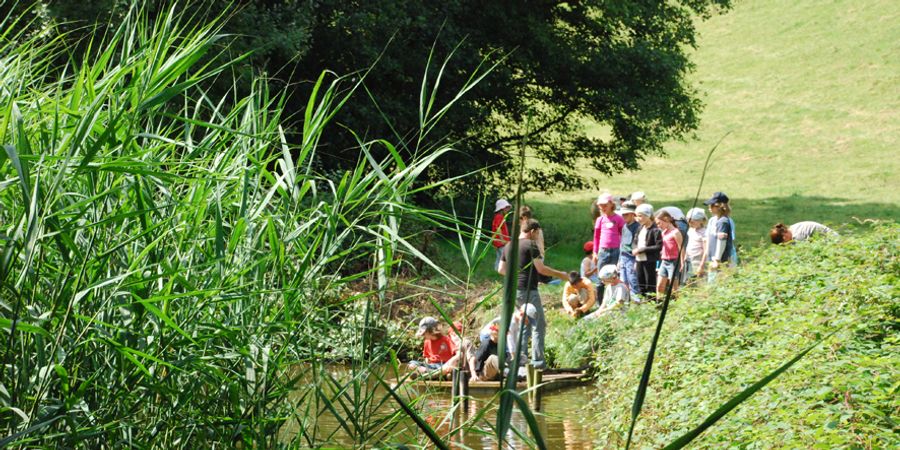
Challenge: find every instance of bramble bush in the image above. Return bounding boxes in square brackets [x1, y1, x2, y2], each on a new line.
[553, 222, 898, 448]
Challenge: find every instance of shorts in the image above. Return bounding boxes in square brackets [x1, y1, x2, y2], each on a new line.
[657, 259, 679, 279]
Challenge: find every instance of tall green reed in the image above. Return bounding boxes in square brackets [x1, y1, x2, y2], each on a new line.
[0, 3, 494, 447]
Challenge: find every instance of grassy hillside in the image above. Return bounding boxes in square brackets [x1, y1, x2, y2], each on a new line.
[519, 0, 899, 272]
[546, 223, 898, 448]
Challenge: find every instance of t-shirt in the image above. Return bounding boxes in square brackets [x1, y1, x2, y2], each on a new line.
[636, 226, 649, 262]
[602, 282, 630, 308]
[473, 338, 500, 373]
[789, 221, 835, 241]
[580, 256, 599, 285]
[686, 227, 706, 259]
[501, 239, 543, 291]
[423, 335, 457, 364]
[661, 228, 681, 260]
[620, 221, 640, 254]
[714, 217, 734, 262]
[491, 212, 510, 248]
[707, 216, 738, 264]
[593, 213, 626, 252]
[563, 278, 595, 308]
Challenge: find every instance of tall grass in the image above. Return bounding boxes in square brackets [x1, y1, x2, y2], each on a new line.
[0, 4, 496, 447]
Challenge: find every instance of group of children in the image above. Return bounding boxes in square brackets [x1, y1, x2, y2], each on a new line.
[407, 190, 842, 378]
[568, 190, 737, 312]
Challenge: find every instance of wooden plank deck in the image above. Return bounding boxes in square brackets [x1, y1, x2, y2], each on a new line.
[392, 371, 590, 394]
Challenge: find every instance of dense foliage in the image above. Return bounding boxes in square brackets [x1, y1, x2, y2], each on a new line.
[14, 0, 732, 196]
[0, 7, 477, 447]
[548, 223, 898, 447]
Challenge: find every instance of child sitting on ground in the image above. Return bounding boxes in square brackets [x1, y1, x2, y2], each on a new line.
[467, 321, 507, 382]
[407, 317, 461, 379]
[585, 265, 631, 319]
[562, 271, 596, 318]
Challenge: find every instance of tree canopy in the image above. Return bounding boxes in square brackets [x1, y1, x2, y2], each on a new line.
[11, 0, 732, 196]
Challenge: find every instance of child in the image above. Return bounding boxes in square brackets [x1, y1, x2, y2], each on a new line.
[702, 192, 734, 284]
[562, 271, 596, 318]
[580, 241, 599, 287]
[617, 201, 640, 296]
[655, 210, 684, 297]
[468, 321, 507, 382]
[585, 265, 631, 318]
[592, 193, 625, 302]
[769, 221, 837, 244]
[684, 207, 707, 281]
[631, 191, 647, 206]
[407, 317, 461, 378]
[492, 199, 512, 270]
[631, 204, 661, 301]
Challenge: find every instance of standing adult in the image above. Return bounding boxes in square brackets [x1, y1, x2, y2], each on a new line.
[770, 221, 837, 244]
[702, 192, 734, 283]
[492, 199, 512, 270]
[592, 193, 626, 303]
[498, 219, 567, 370]
[618, 201, 641, 296]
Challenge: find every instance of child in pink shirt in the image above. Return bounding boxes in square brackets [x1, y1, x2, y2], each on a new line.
[655, 210, 683, 297]
[592, 193, 625, 303]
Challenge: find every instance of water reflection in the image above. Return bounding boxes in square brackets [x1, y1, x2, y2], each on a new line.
[281, 364, 595, 448]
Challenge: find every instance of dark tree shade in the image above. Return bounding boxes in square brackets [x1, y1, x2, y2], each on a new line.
[20, 0, 731, 196]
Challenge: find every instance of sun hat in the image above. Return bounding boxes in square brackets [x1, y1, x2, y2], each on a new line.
[687, 207, 707, 221]
[635, 203, 654, 217]
[583, 241, 594, 253]
[596, 193, 615, 205]
[598, 264, 619, 281]
[631, 191, 647, 201]
[619, 201, 636, 214]
[495, 199, 511, 212]
[703, 191, 729, 205]
[416, 316, 439, 336]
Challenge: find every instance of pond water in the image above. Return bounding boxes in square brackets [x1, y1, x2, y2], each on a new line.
[281, 365, 597, 448]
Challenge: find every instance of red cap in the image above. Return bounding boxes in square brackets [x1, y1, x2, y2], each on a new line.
[583, 241, 593, 252]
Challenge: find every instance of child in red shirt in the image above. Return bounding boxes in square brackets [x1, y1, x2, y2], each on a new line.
[492, 199, 512, 270]
[408, 317, 462, 378]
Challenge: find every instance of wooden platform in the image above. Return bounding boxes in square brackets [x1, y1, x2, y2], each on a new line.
[393, 370, 590, 395]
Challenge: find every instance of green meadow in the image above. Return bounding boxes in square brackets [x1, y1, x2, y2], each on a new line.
[512, 0, 900, 277]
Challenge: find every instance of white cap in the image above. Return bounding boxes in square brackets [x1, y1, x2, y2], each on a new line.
[598, 264, 619, 281]
[631, 191, 646, 201]
[687, 207, 707, 221]
[495, 199, 511, 212]
[635, 204, 654, 217]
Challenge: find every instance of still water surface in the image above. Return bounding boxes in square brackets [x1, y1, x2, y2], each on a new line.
[282, 365, 596, 448]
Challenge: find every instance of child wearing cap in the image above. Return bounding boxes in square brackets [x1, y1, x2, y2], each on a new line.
[585, 265, 631, 319]
[592, 193, 625, 303]
[684, 207, 707, 281]
[631, 191, 647, 206]
[702, 192, 735, 284]
[562, 271, 596, 318]
[618, 201, 641, 297]
[408, 317, 461, 378]
[492, 199, 512, 270]
[632, 203, 662, 301]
